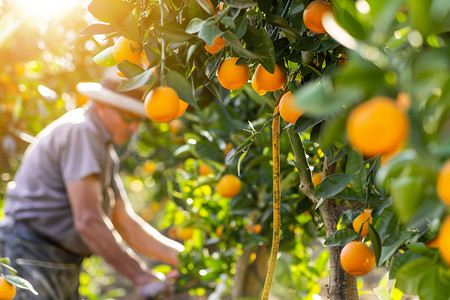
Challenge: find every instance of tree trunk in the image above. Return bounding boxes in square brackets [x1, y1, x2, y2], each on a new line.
[319, 158, 358, 300]
[286, 127, 358, 299]
[231, 245, 269, 299]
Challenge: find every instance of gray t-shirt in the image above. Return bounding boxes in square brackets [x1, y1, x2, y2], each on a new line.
[4, 106, 122, 256]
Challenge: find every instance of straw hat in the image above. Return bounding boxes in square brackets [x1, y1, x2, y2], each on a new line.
[76, 67, 146, 117]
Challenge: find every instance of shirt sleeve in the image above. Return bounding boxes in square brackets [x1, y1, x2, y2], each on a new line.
[60, 125, 106, 184]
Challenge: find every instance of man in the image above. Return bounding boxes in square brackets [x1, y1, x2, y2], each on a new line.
[0, 67, 184, 299]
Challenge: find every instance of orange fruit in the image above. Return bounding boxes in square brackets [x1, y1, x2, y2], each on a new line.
[251, 78, 267, 95]
[352, 209, 373, 237]
[205, 36, 226, 54]
[438, 216, 450, 266]
[175, 99, 189, 118]
[177, 227, 194, 241]
[437, 160, 450, 205]
[279, 91, 304, 124]
[217, 57, 250, 90]
[216, 174, 241, 198]
[253, 224, 262, 234]
[199, 164, 212, 176]
[143, 160, 157, 175]
[312, 173, 322, 187]
[0, 277, 16, 300]
[144, 86, 180, 122]
[113, 36, 141, 65]
[340, 241, 376, 276]
[169, 119, 185, 134]
[425, 236, 439, 248]
[303, 0, 334, 34]
[346, 96, 409, 158]
[252, 63, 287, 92]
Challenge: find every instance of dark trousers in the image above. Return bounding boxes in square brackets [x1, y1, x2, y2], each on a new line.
[0, 224, 84, 300]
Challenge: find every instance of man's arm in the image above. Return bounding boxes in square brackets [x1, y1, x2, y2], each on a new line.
[66, 175, 158, 286]
[111, 193, 184, 267]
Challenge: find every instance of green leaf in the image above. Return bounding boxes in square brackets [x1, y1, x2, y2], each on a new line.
[265, 14, 299, 39]
[324, 229, 358, 246]
[87, 0, 135, 24]
[290, 36, 321, 51]
[346, 148, 366, 194]
[233, 15, 248, 39]
[389, 251, 423, 280]
[93, 46, 117, 67]
[315, 173, 356, 199]
[117, 68, 156, 92]
[157, 24, 193, 43]
[198, 21, 223, 46]
[418, 266, 450, 300]
[0, 261, 16, 275]
[4, 275, 38, 295]
[288, 0, 305, 30]
[254, 28, 275, 71]
[80, 23, 115, 36]
[395, 257, 433, 295]
[219, 16, 236, 30]
[224, 0, 257, 9]
[293, 114, 325, 132]
[368, 224, 382, 266]
[379, 231, 413, 265]
[223, 31, 260, 59]
[294, 77, 361, 117]
[391, 176, 424, 223]
[237, 152, 247, 176]
[165, 69, 197, 107]
[185, 18, 205, 34]
[113, 13, 140, 41]
[197, 0, 214, 14]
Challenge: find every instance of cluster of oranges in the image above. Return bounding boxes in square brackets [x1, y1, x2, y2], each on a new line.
[339, 209, 375, 276]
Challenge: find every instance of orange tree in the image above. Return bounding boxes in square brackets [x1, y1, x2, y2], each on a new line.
[2, 0, 449, 299]
[85, 0, 450, 298]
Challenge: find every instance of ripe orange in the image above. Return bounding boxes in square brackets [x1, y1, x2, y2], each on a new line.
[0, 277, 16, 300]
[437, 160, 450, 205]
[340, 241, 376, 276]
[253, 224, 262, 234]
[303, 0, 334, 34]
[279, 91, 304, 124]
[251, 78, 267, 96]
[346, 96, 409, 158]
[144, 86, 180, 122]
[113, 36, 141, 65]
[217, 57, 250, 90]
[352, 209, 373, 237]
[205, 36, 226, 54]
[438, 216, 450, 266]
[425, 236, 439, 248]
[252, 64, 287, 92]
[216, 174, 241, 198]
[175, 99, 189, 118]
[312, 173, 323, 187]
[169, 119, 185, 134]
[177, 227, 194, 241]
[199, 164, 212, 176]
